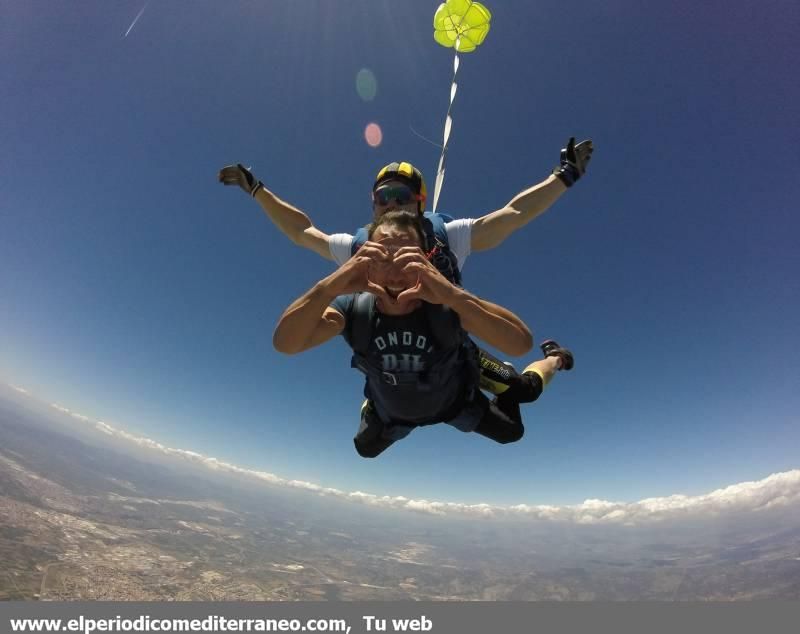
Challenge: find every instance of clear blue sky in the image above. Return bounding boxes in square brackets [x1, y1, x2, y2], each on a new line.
[1, 0, 798, 506]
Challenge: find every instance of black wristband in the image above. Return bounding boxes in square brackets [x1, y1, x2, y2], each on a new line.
[553, 167, 576, 187]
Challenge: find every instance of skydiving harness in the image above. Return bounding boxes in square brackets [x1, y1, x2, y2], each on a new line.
[343, 293, 480, 399]
[351, 213, 462, 286]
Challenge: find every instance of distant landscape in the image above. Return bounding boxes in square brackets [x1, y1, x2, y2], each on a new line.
[1, 390, 799, 601]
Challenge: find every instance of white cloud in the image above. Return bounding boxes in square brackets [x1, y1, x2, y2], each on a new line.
[5, 385, 799, 524]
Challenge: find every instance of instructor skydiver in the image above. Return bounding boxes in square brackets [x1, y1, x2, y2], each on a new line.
[219, 138, 593, 283]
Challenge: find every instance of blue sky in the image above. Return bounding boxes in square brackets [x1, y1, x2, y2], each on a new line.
[1, 0, 798, 507]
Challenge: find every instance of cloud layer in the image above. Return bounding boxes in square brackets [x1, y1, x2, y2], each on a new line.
[9, 385, 800, 524]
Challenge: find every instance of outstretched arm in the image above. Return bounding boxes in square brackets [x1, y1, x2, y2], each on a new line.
[254, 187, 334, 260]
[219, 164, 335, 261]
[470, 175, 566, 252]
[469, 138, 594, 252]
[393, 249, 533, 356]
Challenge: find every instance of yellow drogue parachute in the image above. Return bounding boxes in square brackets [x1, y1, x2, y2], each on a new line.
[431, 0, 491, 212]
[433, 0, 491, 53]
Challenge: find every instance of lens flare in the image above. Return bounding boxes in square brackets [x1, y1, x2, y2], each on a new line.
[365, 123, 383, 148]
[355, 68, 378, 102]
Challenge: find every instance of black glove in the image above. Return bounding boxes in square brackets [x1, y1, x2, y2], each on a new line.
[218, 164, 263, 197]
[553, 138, 593, 187]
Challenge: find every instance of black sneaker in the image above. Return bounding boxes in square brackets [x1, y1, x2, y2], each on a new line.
[539, 339, 574, 371]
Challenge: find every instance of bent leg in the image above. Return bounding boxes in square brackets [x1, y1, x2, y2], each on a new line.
[471, 392, 525, 445]
[521, 356, 561, 389]
[478, 348, 519, 395]
[354, 401, 394, 458]
[353, 400, 413, 459]
[471, 342, 572, 445]
[479, 348, 544, 404]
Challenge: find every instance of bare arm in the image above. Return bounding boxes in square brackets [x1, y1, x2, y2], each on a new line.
[472, 298, 534, 351]
[446, 288, 533, 356]
[273, 281, 344, 354]
[273, 243, 391, 354]
[253, 186, 335, 261]
[470, 174, 566, 252]
[469, 138, 594, 252]
[218, 164, 335, 261]
[394, 249, 532, 356]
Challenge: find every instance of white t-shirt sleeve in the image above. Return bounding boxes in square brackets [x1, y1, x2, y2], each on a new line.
[328, 233, 355, 266]
[443, 218, 474, 270]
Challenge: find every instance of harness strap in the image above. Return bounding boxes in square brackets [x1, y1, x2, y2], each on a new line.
[347, 292, 375, 357]
[422, 302, 459, 350]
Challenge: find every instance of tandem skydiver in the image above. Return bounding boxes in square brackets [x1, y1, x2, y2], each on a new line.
[219, 137, 591, 401]
[272, 210, 573, 458]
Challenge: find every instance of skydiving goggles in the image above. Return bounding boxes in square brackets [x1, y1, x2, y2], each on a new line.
[372, 183, 426, 207]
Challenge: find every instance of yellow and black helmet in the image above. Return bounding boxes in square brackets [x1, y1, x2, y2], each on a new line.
[373, 161, 427, 212]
